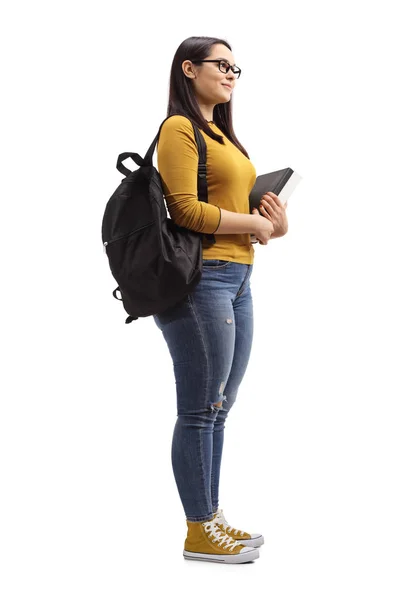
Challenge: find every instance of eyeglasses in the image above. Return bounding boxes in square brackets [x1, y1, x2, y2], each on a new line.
[191, 59, 241, 79]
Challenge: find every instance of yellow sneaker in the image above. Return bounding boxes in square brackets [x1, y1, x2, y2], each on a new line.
[183, 518, 259, 564]
[212, 508, 264, 547]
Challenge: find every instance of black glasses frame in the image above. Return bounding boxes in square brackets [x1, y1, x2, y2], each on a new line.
[191, 59, 241, 79]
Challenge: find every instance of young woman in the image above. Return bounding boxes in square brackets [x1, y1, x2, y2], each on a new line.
[153, 36, 285, 564]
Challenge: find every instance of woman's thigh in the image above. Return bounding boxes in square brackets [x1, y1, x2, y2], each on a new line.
[222, 281, 254, 413]
[153, 260, 253, 414]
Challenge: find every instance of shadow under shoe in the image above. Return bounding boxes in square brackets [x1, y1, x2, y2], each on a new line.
[212, 508, 265, 548]
[183, 519, 259, 564]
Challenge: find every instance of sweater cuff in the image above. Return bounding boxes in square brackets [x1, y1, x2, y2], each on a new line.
[210, 205, 221, 234]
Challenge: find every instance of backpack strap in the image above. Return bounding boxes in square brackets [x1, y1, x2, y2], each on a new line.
[192, 125, 215, 247]
[142, 116, 216, 246]
[112, 287, 139, 323]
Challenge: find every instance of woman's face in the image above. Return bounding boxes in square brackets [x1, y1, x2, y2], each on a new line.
[182, 43, 237, 105]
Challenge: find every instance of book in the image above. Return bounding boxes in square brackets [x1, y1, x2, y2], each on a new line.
[249, 167, 303, 243]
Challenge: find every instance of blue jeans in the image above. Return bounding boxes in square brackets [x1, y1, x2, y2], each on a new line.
[153, 259, 254, 522]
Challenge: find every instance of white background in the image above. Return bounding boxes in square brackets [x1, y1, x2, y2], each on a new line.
[1, 0, 399, 598]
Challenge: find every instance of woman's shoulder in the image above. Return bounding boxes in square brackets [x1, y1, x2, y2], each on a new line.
[158, 115, 196, 147]
[162, 114, 193, 131]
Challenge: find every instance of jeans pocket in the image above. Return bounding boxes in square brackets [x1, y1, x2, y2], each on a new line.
[202, 259, 231, 269]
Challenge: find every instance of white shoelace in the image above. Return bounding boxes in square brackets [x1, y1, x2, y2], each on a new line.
[202, 520, 242, 551]
[213, 508, 245, 536]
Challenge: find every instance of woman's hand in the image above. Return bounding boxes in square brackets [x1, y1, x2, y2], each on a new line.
[250, 210, 274, 244]
[258, 192, 288, 238]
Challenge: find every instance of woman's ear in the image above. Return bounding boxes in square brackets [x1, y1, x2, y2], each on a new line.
[182, 60, 196, 79]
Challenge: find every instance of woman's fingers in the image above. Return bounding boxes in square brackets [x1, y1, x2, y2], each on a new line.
[259, 199, 271, 216]
[263, 192, 285, 209]
[261, 196, 279, 216]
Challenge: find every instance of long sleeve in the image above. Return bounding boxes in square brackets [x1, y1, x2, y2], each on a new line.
[156, 115, 221, 234]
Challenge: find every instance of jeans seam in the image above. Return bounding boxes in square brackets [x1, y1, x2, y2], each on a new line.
[187, 294, 210, 408]
[236, 265, 252, 298]
[187, 293, 213, 517]
[202, 262, 231, 270]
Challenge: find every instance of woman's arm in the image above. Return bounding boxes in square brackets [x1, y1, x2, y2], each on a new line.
[214, 208, 261, 235]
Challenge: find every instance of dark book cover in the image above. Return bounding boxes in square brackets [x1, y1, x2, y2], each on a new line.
[249, 167, 302, 212]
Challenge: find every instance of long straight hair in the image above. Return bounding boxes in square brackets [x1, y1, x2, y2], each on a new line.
[166, 36, 250, 160]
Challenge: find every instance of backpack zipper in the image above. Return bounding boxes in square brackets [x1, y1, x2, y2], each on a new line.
[103, 222, 155, 252]
[103, 232, 129, 253]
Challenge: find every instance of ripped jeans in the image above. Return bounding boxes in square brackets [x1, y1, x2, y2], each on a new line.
[153, 259, 254, 522]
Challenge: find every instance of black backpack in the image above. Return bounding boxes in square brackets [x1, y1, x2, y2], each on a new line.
[102, 115, 216, 324]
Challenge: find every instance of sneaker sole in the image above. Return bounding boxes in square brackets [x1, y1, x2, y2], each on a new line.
[183, 548, 259, 564]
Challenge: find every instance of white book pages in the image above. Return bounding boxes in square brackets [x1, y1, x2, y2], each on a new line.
[277, 170, 303, 206]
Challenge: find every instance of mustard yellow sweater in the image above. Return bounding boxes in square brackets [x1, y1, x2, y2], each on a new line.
[156, 115, 257, 265]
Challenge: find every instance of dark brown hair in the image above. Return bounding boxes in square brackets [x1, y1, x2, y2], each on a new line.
[166, 36, 250, 159]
